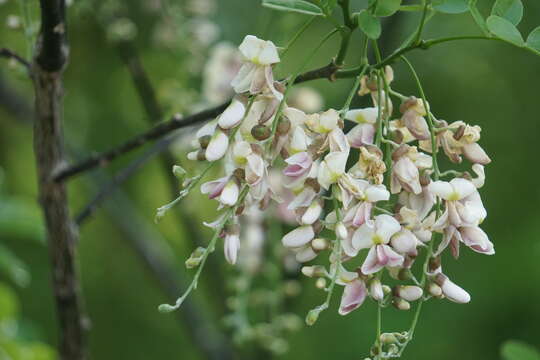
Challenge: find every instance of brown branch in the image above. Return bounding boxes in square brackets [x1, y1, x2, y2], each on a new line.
[52, 61, 349, 183]
[31, 1, 87, 359]
[0, 48, 32, 71]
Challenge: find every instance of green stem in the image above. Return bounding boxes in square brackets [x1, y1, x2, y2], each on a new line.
[280, 16, 317, 59]
[414, 0, 431, 45]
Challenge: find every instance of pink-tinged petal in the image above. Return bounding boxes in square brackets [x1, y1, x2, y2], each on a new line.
[245, 154, 265, 185]
[462, 143, 491, 165]
[390, 229, 418, 256]
[201, 176, 228, 199]
[220, 180, 239, 206]
[428, 181, 454, 200]
[352, 221, 376, 250]
[205, 130, 229, 161]
[283, 152, 312, 177]
[402, 110, 430, 140]
[459, 226, 494, 255]
[282, 226, 314, 248]
[450, 178, 476, 200]
[374, 214, 401, 243]
[287, 187, 317, 210]
[339, 279, 367, 315]
[218, 100, 246, 129]
[295, 245, 317, 263]
[264, 65, 283, 101]
[361, 246, 384, 275]
[438, 275, 470, 304]
[347, 124, 375, 148]
[352, 202, 372, 227]
[369, 278, 384, 301]
[365, 184, 390, 202]
[394, 157, 421, 194]
[224, 234, 240, 265]
[378, 244, 404, 268]
[329, 128, 350, 153]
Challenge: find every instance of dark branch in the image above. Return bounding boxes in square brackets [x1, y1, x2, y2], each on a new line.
[32, 1, 87, 359]
[0, 48, 31, 71]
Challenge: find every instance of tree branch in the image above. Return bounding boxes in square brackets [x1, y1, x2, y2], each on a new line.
[31, 1, 87, 359]
[0, 48, 31, 71]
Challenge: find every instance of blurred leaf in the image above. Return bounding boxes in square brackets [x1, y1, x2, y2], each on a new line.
[0, 198, 44, 244]
[0, 282, 18, 321]
[374, 0, 402, 17]
[491, 0, 523, 26]
[469, 0, 489, 35]
[433, 0, 469, 14]
[526, 27, 540, 51]
[262, 0, 324, 15]
[0, 245, 30, 288]
[357, 10, 381, 39]
[487, 15, 524, 46]
[501, 341, 540, 360]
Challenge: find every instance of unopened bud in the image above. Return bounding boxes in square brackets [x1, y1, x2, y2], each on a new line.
[394, 285, 423, 301]
[428, 256, 441, 273]
[336, 222, 348, 240]
[315, 277, 327, 289]
[311, 238, 329, 252]
[196, 149, 206, 161]
[453, 125, 466, 141]
[198, 134, 211, 149]
[305, 308, 321, 326]
[398, 268, 413, 281]
[393, 298, 411, 311]
[427, 282, 443, 297]
[187, 151, 198, 161]
[185, 247, 206, 269]
[382, 285, 392, 295]
[277, 118, 291, 135]
[380, 333, 399, 345]
[301, 265, 327, 278]
[369, 278, 384, 301]
[172, 165, 187, 181]
[435, 274, 471, 304]
[251, 124, 271, 141]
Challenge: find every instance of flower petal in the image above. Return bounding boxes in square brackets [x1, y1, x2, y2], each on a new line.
[339, 279, 367, 315]
[282, 226, 314, 248]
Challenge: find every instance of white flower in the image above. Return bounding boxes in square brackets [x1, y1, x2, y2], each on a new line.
[339, 279, 367, 315]
[218, 99, 245, 129]
[224, 232, 240, 265]
[317, 151, 348, 190]
[282, 225, 315, 248]
[205, 129, 229, 161]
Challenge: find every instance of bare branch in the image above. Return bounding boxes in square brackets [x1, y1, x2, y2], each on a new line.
[0, 48, 31, 71]
[32, 1, 87, 359]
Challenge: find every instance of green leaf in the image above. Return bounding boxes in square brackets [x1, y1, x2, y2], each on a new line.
[526, 26, 540, 51]
[0, 282, 18, 320]
[0, 244, 30, 288]
[357, 10, 381, 39]
[487, 15, 524, 46]
[501, 341, 540, 360]
[262, 0, 324, 16]
[433, 0, 469, 14]
[468, 0, 489, 35]
[491, 0, 523, 26]
[374, 0, 402, 17]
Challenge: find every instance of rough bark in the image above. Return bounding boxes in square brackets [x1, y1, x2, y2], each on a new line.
[32, 1, 87, 359]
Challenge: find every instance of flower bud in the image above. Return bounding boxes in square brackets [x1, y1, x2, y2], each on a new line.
[172, 165, 187, 181]
[277, 118, 291, 135]
[301, 265, 327, 278]
[251, 124, 271, 141]
[398, 268, 413, 281]
[428, 256, 441, 273]
[311, 238, 329, 252]
[436, 274, 471, 304]
[380, 333, 399, 345]
[302, 201, 323, 225]
[427, 282, 443, 297]
[395, 286, 423, 302]
[198, 135, 211, 149]
[185, 246, 206, 269]
[305, 308, 321, 326]
[315, 277, 327, 289]
[393, 298, 411, 311]
[336, 222, 348, 240]
[369, 278, 384, 301]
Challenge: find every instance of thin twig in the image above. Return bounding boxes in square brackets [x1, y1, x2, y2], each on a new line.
[0, 47, 31, 71]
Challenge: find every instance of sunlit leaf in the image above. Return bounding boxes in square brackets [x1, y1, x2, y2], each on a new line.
[357, 10, 381, 39]
[491, 0, 523, 26]
[487, 15, 524, 46]
[374, 0, 402, 17]
[526, 26, 540, 51]
[501, 341, 540, 360]
[433, 0, 469, 14]
[262, 0, 324, 16]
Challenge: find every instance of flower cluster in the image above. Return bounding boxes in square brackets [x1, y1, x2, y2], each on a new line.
[163, 34, 494, 353]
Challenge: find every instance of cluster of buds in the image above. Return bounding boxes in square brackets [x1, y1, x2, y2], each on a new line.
[173, 34, 493, 334]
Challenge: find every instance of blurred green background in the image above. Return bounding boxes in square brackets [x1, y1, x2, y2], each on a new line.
[1, 0, 539, 359]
